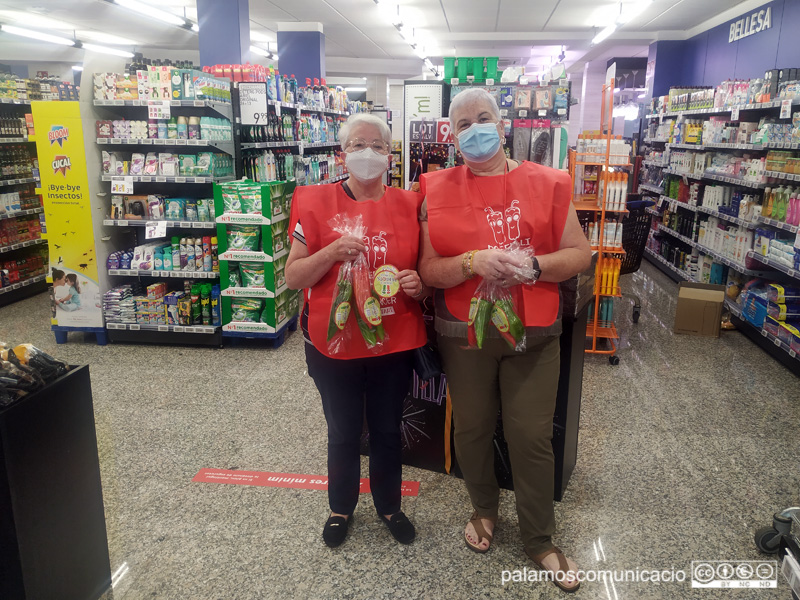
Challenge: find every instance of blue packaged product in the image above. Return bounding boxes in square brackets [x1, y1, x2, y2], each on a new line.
[211, 284, 221, 326]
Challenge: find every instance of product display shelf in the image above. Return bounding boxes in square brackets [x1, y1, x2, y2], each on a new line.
[0, 98, 30, 105]
[724, 298, 800, 375]
[640, 183, 664, 195]
[643, 138, 669, 144]
[103, 219, 217, 230]
[585, 321, 619, 339]
[766, 170, 800, 183]
[664, 168, 703, 180]
[107, 268, 219, 279]
[308, 173, 349, 186]
[106, 322, 217, 334]
[0, 135, 35, 144]
[101, 175, 235, 184]
[572, 200, 628, 214]
[695, 205, 756, 229]
[93, 98, 233, 120]
[757, 215, 799, 234]
[268, 99, 349, 117]
[97, 138, 234, 154]
[0, 176, 39, 188]
[657, 223, 697, 248]
[0, 237, 45, 255]
[746, 251, 800, 281]
[0, 272, 47, 307]
[642, 160, 668, 168]
[214, 180, 300, 346]
[648, 96, 800, 120]
[0, 206, 43, 222]
[659, 195, 699, 213]
[693, 241, 766, 276]
[702, 172, 767, 189]
[241, 141, 340, 150]
[643, 247, 694, 282]
[645, 206, 660, 217]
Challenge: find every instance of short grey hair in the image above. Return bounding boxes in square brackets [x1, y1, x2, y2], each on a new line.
[449, 88, 501, 129]
[339, 113, 392, 150]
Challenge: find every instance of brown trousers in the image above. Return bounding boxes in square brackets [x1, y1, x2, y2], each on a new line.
[438, 333, 560, 556]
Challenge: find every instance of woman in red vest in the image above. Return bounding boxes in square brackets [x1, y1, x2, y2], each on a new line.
[419, 88, 591, 593]
[286, 113, 427, 548]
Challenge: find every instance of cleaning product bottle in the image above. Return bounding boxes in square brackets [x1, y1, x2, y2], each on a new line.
[211, 236, 219, 272]
[167, 116, 178, 139]
[171, 236, 180, 271]
[191, 283, 202, 324]
[179, 237, 188, 269]
[194, 238, 203, 271]
[200, 284, 211, 325]
[177, 115, 188, 139]
[211, 284, 221, 326]
[163, 247, 172, 271]
[186, 239, 195, 272]
[202, 236, 212, 272]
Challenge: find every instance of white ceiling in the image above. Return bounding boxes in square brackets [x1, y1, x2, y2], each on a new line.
[0, 0, 762, 79]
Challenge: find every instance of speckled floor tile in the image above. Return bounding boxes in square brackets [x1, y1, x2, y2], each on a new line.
[1, 261, 799, 599]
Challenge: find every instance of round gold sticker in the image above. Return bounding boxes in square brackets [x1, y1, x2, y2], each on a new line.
[373, 264, 400, 298]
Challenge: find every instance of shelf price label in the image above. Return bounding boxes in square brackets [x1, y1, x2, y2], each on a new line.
[239, 82, 268, 126]
[731, 107, 740, 121]
[148, 101, 171, 120]
[110, 176, 134, 194]
[781, 99, 793, 120]
[145, 221, 167, 239]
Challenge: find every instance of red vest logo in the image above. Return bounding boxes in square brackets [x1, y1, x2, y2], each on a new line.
[48, 125, 69, 147]
[52, 155, 71, 176]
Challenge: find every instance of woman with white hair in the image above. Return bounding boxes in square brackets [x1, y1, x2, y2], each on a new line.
[286, 113, 428, 548]
[418, 88, 590, 593]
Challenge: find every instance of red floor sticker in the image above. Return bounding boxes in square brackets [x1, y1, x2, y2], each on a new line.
[193, 468, 420, 496]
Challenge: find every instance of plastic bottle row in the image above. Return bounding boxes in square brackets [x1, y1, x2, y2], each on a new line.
[96, 117, 232, 141]
[107, 237, 220, 273]
[103, 281, 221, 327]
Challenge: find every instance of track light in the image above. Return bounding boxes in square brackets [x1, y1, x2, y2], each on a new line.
[250, 45, 270, 57]
[112, 0, 187, 27]
[81, 43, 135, 58]
[72, 65, 84, 71]
[592, 23, 617, 45]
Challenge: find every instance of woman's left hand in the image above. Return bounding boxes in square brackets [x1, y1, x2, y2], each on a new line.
[397, 269, 423, 298]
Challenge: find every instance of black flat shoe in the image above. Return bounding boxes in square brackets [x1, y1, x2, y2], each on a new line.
[378, 511, 415, 544]
[323, 514, 352, 548]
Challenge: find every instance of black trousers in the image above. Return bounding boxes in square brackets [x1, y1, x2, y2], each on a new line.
[305, 342, 414, 516]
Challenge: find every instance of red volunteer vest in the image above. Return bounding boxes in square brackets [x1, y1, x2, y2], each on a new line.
[290, 183, 426, 359]
[422, 161, 570, 327]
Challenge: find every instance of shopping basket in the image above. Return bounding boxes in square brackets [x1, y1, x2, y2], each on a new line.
[619, 196, 655, 323]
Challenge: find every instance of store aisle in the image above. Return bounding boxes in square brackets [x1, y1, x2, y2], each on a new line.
[2, 260, 799, 599]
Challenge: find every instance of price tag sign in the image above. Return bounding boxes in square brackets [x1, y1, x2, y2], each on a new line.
[148, 101, 170, 120]
[239, 82, 269, 126]
[110, 177, 134, 194]
[145, 221, 167, 239]
[794, 231, 800, 250]
[731, 107, 740, 121]
[519, 110, 528, 118]
[781, 99, 793, 119]
[275, 102, 281, 117]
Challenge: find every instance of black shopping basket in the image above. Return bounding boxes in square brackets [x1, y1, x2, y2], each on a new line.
[618, 195, 655, 323]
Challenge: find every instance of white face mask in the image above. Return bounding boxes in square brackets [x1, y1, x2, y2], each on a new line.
[345, 148, 389, 182]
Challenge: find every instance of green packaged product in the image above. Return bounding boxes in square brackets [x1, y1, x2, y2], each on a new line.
[226, 225, 260, 251]
[228, 266, 241, 287]
[222, 191, 242, 214]
[179, 155, 196, 177]
[190, 284, 202, 325]
[200, 284, 211, 325]
[240, 192, 262, 215]
[231, 298, 263, 322]
[195, 152, 213, 176]
[240, 261, 265, 288]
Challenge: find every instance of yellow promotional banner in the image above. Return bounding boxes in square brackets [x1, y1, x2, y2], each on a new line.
[31, 101, 102, 328]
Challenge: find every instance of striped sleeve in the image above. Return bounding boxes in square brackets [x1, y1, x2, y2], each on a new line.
[292, 221, 306, 245]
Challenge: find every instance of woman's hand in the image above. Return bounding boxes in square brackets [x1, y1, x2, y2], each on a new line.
[324, 235, 367, 262]
[397, 269, 423, 298]
[472, 249, 522, 283]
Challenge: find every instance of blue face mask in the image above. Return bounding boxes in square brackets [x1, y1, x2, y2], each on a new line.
[457, 122, 501, 162]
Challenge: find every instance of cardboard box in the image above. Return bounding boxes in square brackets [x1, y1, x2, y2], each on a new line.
[673, 282, 726, 337]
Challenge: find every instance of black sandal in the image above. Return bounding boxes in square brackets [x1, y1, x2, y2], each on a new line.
[323, 513, 352, 548]
[378, 510, 416, 544]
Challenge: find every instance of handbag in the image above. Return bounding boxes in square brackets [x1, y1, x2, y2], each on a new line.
[413, 295, 443, 380]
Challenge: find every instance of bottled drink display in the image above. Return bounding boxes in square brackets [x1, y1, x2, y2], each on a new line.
[0, 145, 34, 180]
[242, 150, 344, 185]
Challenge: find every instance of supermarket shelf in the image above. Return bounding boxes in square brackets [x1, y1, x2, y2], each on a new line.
[306, 173, 349, 186]
[645, 206, 660, 217]
[646, 98, 800, 119]
[746, 251, 800, 281]
[757, 142, 800, 150]
[640, 183, 664, 195]
[108, 268, 219, 279]
[664, 168, 703, 180]
[644, 247, 693, 282]
[216, 212, 287, 226]
[97, 138, 234, 153]
[0, 176, 38, 188]
[668, 143, 705, 150]
[0, 97, 30, 105]
[694, 242, 767, 276]
[106, 322, 218, 334]
[221, 316, 298, 348]
[241, 140, 340, 150]
[756, 215, 799, 234]
[0, 273, 47, 307]
[643, 138, 669, 144]
[725, 298, 800, 374]
[0, 237, 46, 255]
[101, 175, 234, 184]
[765, 170, 800, 183]
[695, 205, 756, 229]
[642, 160, 668, 168]
[221, 284, 288, 299]
[657, 223, 697, 248]
[572, 200, 627, 213]
[702, 172, 767, 189]
[0, 136, 33, 143]
[93, 98, 233, 120]
[586, 322, 619, 339]
[103, 219, 216, 229]
[658, 195, 699, 213]
[0, 206, 43, 222]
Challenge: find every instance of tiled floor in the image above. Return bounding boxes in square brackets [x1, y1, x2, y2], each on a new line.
[2, 260, 799, 599]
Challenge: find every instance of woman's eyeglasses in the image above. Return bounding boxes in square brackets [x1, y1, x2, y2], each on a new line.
[346, 138, 389, 153]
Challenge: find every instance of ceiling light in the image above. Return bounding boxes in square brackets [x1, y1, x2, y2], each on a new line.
[0, 24, 75, 46]
[250, 30, 274, 43]
[424, 58, 434, 70]
[112, 0, 187, 27]
[362, 77, 367, 81]
[191, 23, 199, 33]
[614, 87, 620, 93]
[72, 65, 84, 71]
[345, 87, 366, 92]
[413, 46, 427, 60]
[78, 31, 139, 46]
[250, 45, 270, 57]
[82, 43, 134, 58]
[374, 0, 402, 26]
[0, 10, 74, 31]
[620, 0, 654, 24]
[271, 54, 279, 60]
[592, 23, 616, 45]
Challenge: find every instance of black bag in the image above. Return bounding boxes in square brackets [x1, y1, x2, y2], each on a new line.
[413, 342, 442, 381]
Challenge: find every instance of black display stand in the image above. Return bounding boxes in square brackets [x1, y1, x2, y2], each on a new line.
[0, 365, 111, 600]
